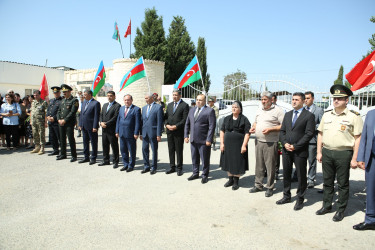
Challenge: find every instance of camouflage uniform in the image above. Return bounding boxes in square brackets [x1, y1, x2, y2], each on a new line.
[30, 99, 48, 148]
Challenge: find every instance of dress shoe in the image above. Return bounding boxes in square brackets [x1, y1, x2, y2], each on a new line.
[224, 179, 234, 187]
[150, 169, 157, 175]
[78, 158, 90, 164]
[141, 168, 150, 174]
[187, 174, 199, 181]
[48, 151, 59, 156]
[126, 168, 133, 172]
[249, 187, 262, 193]
[120, 166, 128, 171]
[166, 168, 176, 174]
[45, 141, 51, 146]
[70, 157, 77, 162]
[177, 170, 183, 176]
[232, 184, 239, 190]
[265, 189, 273, 197]
[56, 155, 67, 160]
[89, 160, 96, 165]
[353, 222, 375, 231]
[98, 162, 110, 166]
[307, 182, 315, 189]
[294, 201, 304, 211]
[332, 211, 345, 222]
[113, 163, 119, 169]
[315, 206, 332, 215]
[201, 176, 208, 184]
[276, 197, 291, 205]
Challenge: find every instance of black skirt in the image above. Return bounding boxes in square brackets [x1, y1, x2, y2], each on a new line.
[220, 131, 249, 175]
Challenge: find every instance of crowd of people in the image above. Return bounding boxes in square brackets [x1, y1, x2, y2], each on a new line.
[1, 83, 374, 231]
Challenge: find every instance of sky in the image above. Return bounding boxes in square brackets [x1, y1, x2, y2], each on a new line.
[0, 0, 374, 95]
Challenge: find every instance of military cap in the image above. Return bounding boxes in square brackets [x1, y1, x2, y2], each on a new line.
[61, 84, 72, 92]
[208, 97, 215, 102]
[51, 86, 61, 93]
[330, 85, 353, 97]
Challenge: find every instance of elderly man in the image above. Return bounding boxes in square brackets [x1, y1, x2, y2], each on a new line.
[249, 91, 285, 197]
[30, 90, 48, 154]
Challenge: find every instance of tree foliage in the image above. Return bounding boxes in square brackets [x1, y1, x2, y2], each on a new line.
[334, 65, 344, 85]
[369, 16, 375, 52]
[196, 37, 211, 93]
[223, 70, 250, 100]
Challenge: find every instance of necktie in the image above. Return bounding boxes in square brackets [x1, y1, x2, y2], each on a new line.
[85, 101, 89, 111]
[147, 104, 151, 118]
[107, 103, 112, 112]
[306, 106, 310, 112]
[124, 107, 129, 118]
[194, 107, 201, 121]
[292, 110, 298, 127]
[173, 102, 177, 113]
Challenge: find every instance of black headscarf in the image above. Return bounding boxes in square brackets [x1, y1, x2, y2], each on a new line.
[225, 100, 243, 132]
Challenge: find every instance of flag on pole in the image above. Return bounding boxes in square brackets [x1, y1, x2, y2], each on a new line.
[119, 57, 146, 91]
[39, 74, 49, 100]
[91, 61, 106, 97]
[112, 21, 121, 43]
[124, 19, 131, 38]
[174, 55, 202, 89]
[346, 50, 375, 91]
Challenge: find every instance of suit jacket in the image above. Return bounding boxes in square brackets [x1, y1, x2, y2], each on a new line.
[357, 109, 374, 168]
[141, 102, 164, 138]
[184, 105, 216, 144]
[164, 100, 189, 136]
[279, 108, 315, 157]
[79, 99, 101, 130]
[115, 104, 141, 138]
[306, 103, 324, 143]
[100, 101, 121, 133]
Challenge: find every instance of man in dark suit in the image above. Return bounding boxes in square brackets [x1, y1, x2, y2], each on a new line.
[277, 92, 315, 210]
[165, 89, 189, 176]
[184, 94, 216, 184]
[140, 93, 164, 175]
[78, 90, 101, 165]
[116, 94, 141, 172]
[354, 109, 375, 230]
[99, 91, 121, 168]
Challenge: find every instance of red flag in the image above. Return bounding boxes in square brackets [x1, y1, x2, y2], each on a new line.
[346, 50, 375, 91]
[39, 74, 49, 100]
[124, 19, 131, 38]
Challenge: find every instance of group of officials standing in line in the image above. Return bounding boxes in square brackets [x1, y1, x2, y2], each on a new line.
[6, 83, 375, 231]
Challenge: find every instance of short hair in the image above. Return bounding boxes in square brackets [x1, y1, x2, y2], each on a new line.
[5, 93, 15, 104]
[33, 90, 41, 95]
[84, 90, 93, 96]
[7, 89, 14, 93]
[304, 91, 314, 98]
[261, 91, 273, 99]
[293, 92, 305, 100]
[124, 94, 133, 100]
[107, 91, 115, 96]
[196, 94, 206, 101]
[272, 94, 277, 100]
[173, 89, 181, 95]
[15, 93, 20, 98]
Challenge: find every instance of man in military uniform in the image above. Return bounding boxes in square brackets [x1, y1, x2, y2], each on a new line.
[56, 84, 78, 162]
[316, 84, 363, 222]
[46, 86, 63, 156]
[30, 90, 48, 155]
[208, 97, 219, 150]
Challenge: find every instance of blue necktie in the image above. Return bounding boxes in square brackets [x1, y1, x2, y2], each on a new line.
[173, 102, 177, 113]
[147, 104, 151, 118]
[292, 110, 298, 127]
[107, 103, 112, 112]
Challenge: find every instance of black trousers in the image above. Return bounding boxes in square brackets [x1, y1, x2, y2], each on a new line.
[167, 133, 184, 170]
[59, 124, 77, 158]
[4, 125, 19, 148]
[282, 150, 307, 200]
[102, 130, 119, 164]
[49, 123, 60, 152]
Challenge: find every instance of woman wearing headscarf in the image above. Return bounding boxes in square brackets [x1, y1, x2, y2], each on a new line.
[0, 93, 21, 150]
[220, 100, 251, 190]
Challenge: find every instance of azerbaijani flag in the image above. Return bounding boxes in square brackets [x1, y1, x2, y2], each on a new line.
[119, 57, 146, 91]
[112, 21, 121, 43]
[91, 60, 106, 97]
[174, 55, 202, 89]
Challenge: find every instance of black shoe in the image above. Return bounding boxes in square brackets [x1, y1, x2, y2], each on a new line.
[141, 168, 150, 174]
[56, 155, 67, 160]
[232, 184, 239, 190]
[316, 206, 332, 215]
[265, 189, 273, 197]
[98, 162, 110, 166]
[166, 168, 176, 174]
[45, 142, 51, 146]
[353, 222, 375, 230]
[113, 163, 119, 169]
[78, 158, 90, 164]
[89, 160, 96, 165]
[276, 197, 291, 205]
[150, 169, 157, 175]
[126, 168, 133, 172]
[249, 187, 262, 193]
[201, 176, 208, 184]
[332, 211, 344, 222]
[294, 200, 304, 211]
[224, 179, 234, 187]
[48, 151, 59, 156]
[187, 174, 199, 181]
[120, 166, 128, 171]
[70, 157, 77, 162]
[177, 170, 183, 176]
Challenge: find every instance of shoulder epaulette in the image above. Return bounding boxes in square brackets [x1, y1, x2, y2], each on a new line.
[350, 110, 360, 116]
[324, 109, 333, 113]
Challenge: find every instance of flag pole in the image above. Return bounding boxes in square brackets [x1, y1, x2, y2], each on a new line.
[143, 57, 151, 94]
[195, 55, 205, 94]
[130, 33, 131, 58]
[120, 41, 124, 58]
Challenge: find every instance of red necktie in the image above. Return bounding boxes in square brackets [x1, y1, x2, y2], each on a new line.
[125, 107, 129, 118]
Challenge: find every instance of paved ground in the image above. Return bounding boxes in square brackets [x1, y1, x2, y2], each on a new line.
[0, 130, 374, 249]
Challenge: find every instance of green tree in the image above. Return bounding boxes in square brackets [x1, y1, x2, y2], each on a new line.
[223, 70, 250, 100]
[369, 16, 375, 52]
[164, 16, 196, 85]
[132, 7, 166, 61]
[334, 65, 344, 85]
[196, 37, 211, 93]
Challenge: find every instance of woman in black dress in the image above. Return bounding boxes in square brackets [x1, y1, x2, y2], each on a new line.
[220, 101, 251, 190]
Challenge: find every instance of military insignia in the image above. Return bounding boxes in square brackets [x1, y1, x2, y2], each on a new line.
[335, 89, 341, 94]
[75, 102, 79, 107]
[341, 125, 346, 131]
[350, 110, 360, 116]
[54, 88, 57, 92]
